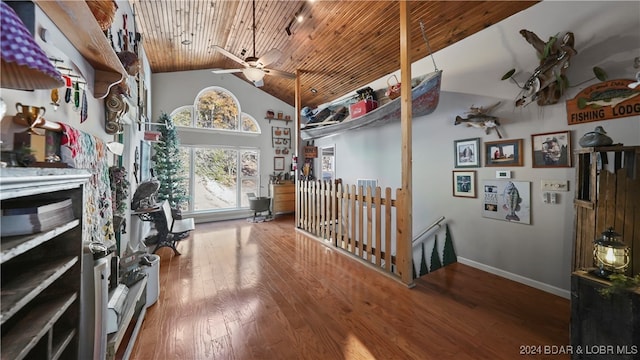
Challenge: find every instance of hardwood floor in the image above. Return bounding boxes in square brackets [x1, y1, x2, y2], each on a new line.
[130, 214, 570, 360]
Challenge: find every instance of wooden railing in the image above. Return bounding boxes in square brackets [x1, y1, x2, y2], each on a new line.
[297, 180, 412, 285]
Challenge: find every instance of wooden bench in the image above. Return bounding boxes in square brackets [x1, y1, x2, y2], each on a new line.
[152, 201, 194, 255]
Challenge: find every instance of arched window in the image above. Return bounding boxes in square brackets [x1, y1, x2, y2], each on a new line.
[241, 113, 261, 133]
[170, 106, 192, 127]
[194, 87, 240, 130]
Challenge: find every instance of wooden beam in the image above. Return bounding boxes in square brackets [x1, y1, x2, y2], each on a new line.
[398, 0, 414, 286]
[295, 69, 302, 228]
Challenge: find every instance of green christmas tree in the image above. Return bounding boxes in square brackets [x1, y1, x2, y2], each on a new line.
[442, 224, 458, 266]
[419, 242, 429, 276]
[430, 235, 442, 272]
[153, 112, 189, 210]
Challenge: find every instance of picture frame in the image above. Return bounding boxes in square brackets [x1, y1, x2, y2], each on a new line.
[482, 180, 531, 224]
[274, 156, 285, 171]
[531, 130, 572, 168]
[452, 170, 477, 198]
[485, 139, 524, 167]
[454, 137, 480, 168]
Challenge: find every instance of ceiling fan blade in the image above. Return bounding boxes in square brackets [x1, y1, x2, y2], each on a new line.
[257, 48, 283, 67]
[263, 68, 296, 79]
[212, 45, 247, 66]
[211, 68, 244, 74]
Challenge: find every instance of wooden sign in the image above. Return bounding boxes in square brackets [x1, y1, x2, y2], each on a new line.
[566, 79, 640, 125]
[303, 146, 318, 158]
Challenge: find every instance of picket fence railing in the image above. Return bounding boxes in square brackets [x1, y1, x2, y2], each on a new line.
[297, 179, 413, 285]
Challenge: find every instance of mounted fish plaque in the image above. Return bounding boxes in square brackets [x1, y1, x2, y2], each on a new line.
[566, 79, 640, 125]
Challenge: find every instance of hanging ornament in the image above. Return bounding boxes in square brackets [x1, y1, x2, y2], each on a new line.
[80, 86, 88, 123]
[50, 88, 60, 110]
[63, 75, 72, 103]
[73, 81, 80, 111]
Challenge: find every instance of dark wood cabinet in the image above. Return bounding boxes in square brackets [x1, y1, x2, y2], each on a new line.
[571, 272, 640, 360]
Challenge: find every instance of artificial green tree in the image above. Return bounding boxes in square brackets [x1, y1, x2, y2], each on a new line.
[153, 112, 189, 211]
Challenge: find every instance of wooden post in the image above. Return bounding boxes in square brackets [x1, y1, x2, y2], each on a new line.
[398, 0, 414, 286]
[295, 69, 301, 228]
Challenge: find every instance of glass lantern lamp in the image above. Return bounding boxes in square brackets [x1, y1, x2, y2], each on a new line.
[592, 227, 630, 278]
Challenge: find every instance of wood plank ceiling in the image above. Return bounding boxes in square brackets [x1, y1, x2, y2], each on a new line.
[132, 1, 538, 108]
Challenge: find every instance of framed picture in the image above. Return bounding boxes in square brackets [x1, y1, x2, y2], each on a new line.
[274, 156, 285, 171]
[452, 170, 476, 198]
[482, 180, 531, 224]
[531, 130, 572, 168]
[485, 139, 524, 167]
[454, 137, 480, 168]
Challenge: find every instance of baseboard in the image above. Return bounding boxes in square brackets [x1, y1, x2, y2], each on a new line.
[457, 257, 570, 299]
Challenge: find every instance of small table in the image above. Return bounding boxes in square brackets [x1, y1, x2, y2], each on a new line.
[131, 201, 180, 255]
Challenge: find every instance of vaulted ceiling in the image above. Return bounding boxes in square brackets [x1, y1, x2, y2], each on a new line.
[133, 1, 537, 108]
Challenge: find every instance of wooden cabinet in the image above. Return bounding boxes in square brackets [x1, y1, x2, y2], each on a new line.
[571, 272, 640, 359]
[1, 168, 90, 360]
[573, 146, 640, 275]
[270, 182, 295, 215]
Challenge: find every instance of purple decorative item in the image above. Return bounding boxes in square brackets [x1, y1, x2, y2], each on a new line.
[1, 2, 64, 90]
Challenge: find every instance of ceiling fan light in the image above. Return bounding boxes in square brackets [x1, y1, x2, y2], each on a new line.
[243, 67, 265, 82]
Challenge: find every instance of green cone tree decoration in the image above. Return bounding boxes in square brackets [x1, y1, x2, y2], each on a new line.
[442, 224, 458, 266]
[420, 242, 429, 276]
[153, 112, 189, 210]
[430, 235, 442, 272]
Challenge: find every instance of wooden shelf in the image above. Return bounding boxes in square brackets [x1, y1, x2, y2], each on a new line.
[1, 256, 78, 324]
[33, 0, 127, 99]
[1, 293, 77, 360]
[265, 117, 292, 124]
[0, 220, 80, 263]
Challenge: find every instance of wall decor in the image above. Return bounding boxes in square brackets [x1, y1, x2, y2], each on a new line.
[501, 30, 576, 107]
[482, 180, 531, 224]
[454, 137, 481, 168]
[485, 139, 523, 167]
[272, 126, 291, 148]
[454, 103, 503, 138]
[452, 170, 476, 198]
[531, 130, 571, 168]
[274, 156, 285, 171]
[566, 79, 640, 125]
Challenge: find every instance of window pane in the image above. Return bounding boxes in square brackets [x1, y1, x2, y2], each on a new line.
[196, 90, 238, 130]
[171, 107, 192, 127]
[241, 114, 260, 133]
[179, 147, 192, 211]
[193, 148, 238, 210]
[241, 179, 258, 208]
[241, 151, 258, 177]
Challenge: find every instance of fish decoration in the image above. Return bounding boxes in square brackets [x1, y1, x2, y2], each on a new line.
[502, 181, 522, 222]
[502, 30, 578, 107]
[454, 102, 503, 138]
[80, 88, 88, 123]
[577, 87, 640, 109]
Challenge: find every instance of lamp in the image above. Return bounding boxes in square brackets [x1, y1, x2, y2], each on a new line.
[592, 227, 630, 278]
[242, 67, 265, 82]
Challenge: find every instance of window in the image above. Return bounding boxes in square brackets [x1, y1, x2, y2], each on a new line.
[167, 86, 262, 214]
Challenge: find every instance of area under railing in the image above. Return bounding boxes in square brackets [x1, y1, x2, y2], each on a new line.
[297, 179, 412, 285]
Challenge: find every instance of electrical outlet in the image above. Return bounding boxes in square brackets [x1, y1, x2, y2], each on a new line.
[541, 180, 569, 191]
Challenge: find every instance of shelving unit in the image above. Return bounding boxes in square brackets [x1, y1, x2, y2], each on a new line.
[33, 0, 127, 99]
[107, 277, 147, 360]
[1, 168, 91, 360]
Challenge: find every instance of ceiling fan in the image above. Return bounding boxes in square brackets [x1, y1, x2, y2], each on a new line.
[212, 0, 295, 87]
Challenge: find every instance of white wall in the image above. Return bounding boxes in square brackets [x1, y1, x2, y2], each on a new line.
[312, 1, 640, 295]
[152, 70, 296, 203]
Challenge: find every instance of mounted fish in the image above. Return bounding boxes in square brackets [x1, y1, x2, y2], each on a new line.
[454, 102, 504, 138]
[502, 30, 579, 107]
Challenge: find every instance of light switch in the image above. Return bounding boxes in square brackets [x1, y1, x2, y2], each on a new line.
[541, 180, 569, 191]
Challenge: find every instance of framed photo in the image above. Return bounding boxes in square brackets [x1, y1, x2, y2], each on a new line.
[482, 180, 531, 224]
[274, 156, 285, 171]
[452, 170, 476, 198]
[485, 139, 524, 167]
[454, 137, 480, 168]
[531, 131, 572, 168]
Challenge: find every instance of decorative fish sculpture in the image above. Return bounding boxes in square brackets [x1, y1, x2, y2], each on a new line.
[578, 88, 640, 109]
[502, 181, 522, 222]
[454, 102, 503, 138]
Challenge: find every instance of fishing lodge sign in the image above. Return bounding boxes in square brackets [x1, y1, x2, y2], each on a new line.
[566, 79, 640, 125]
